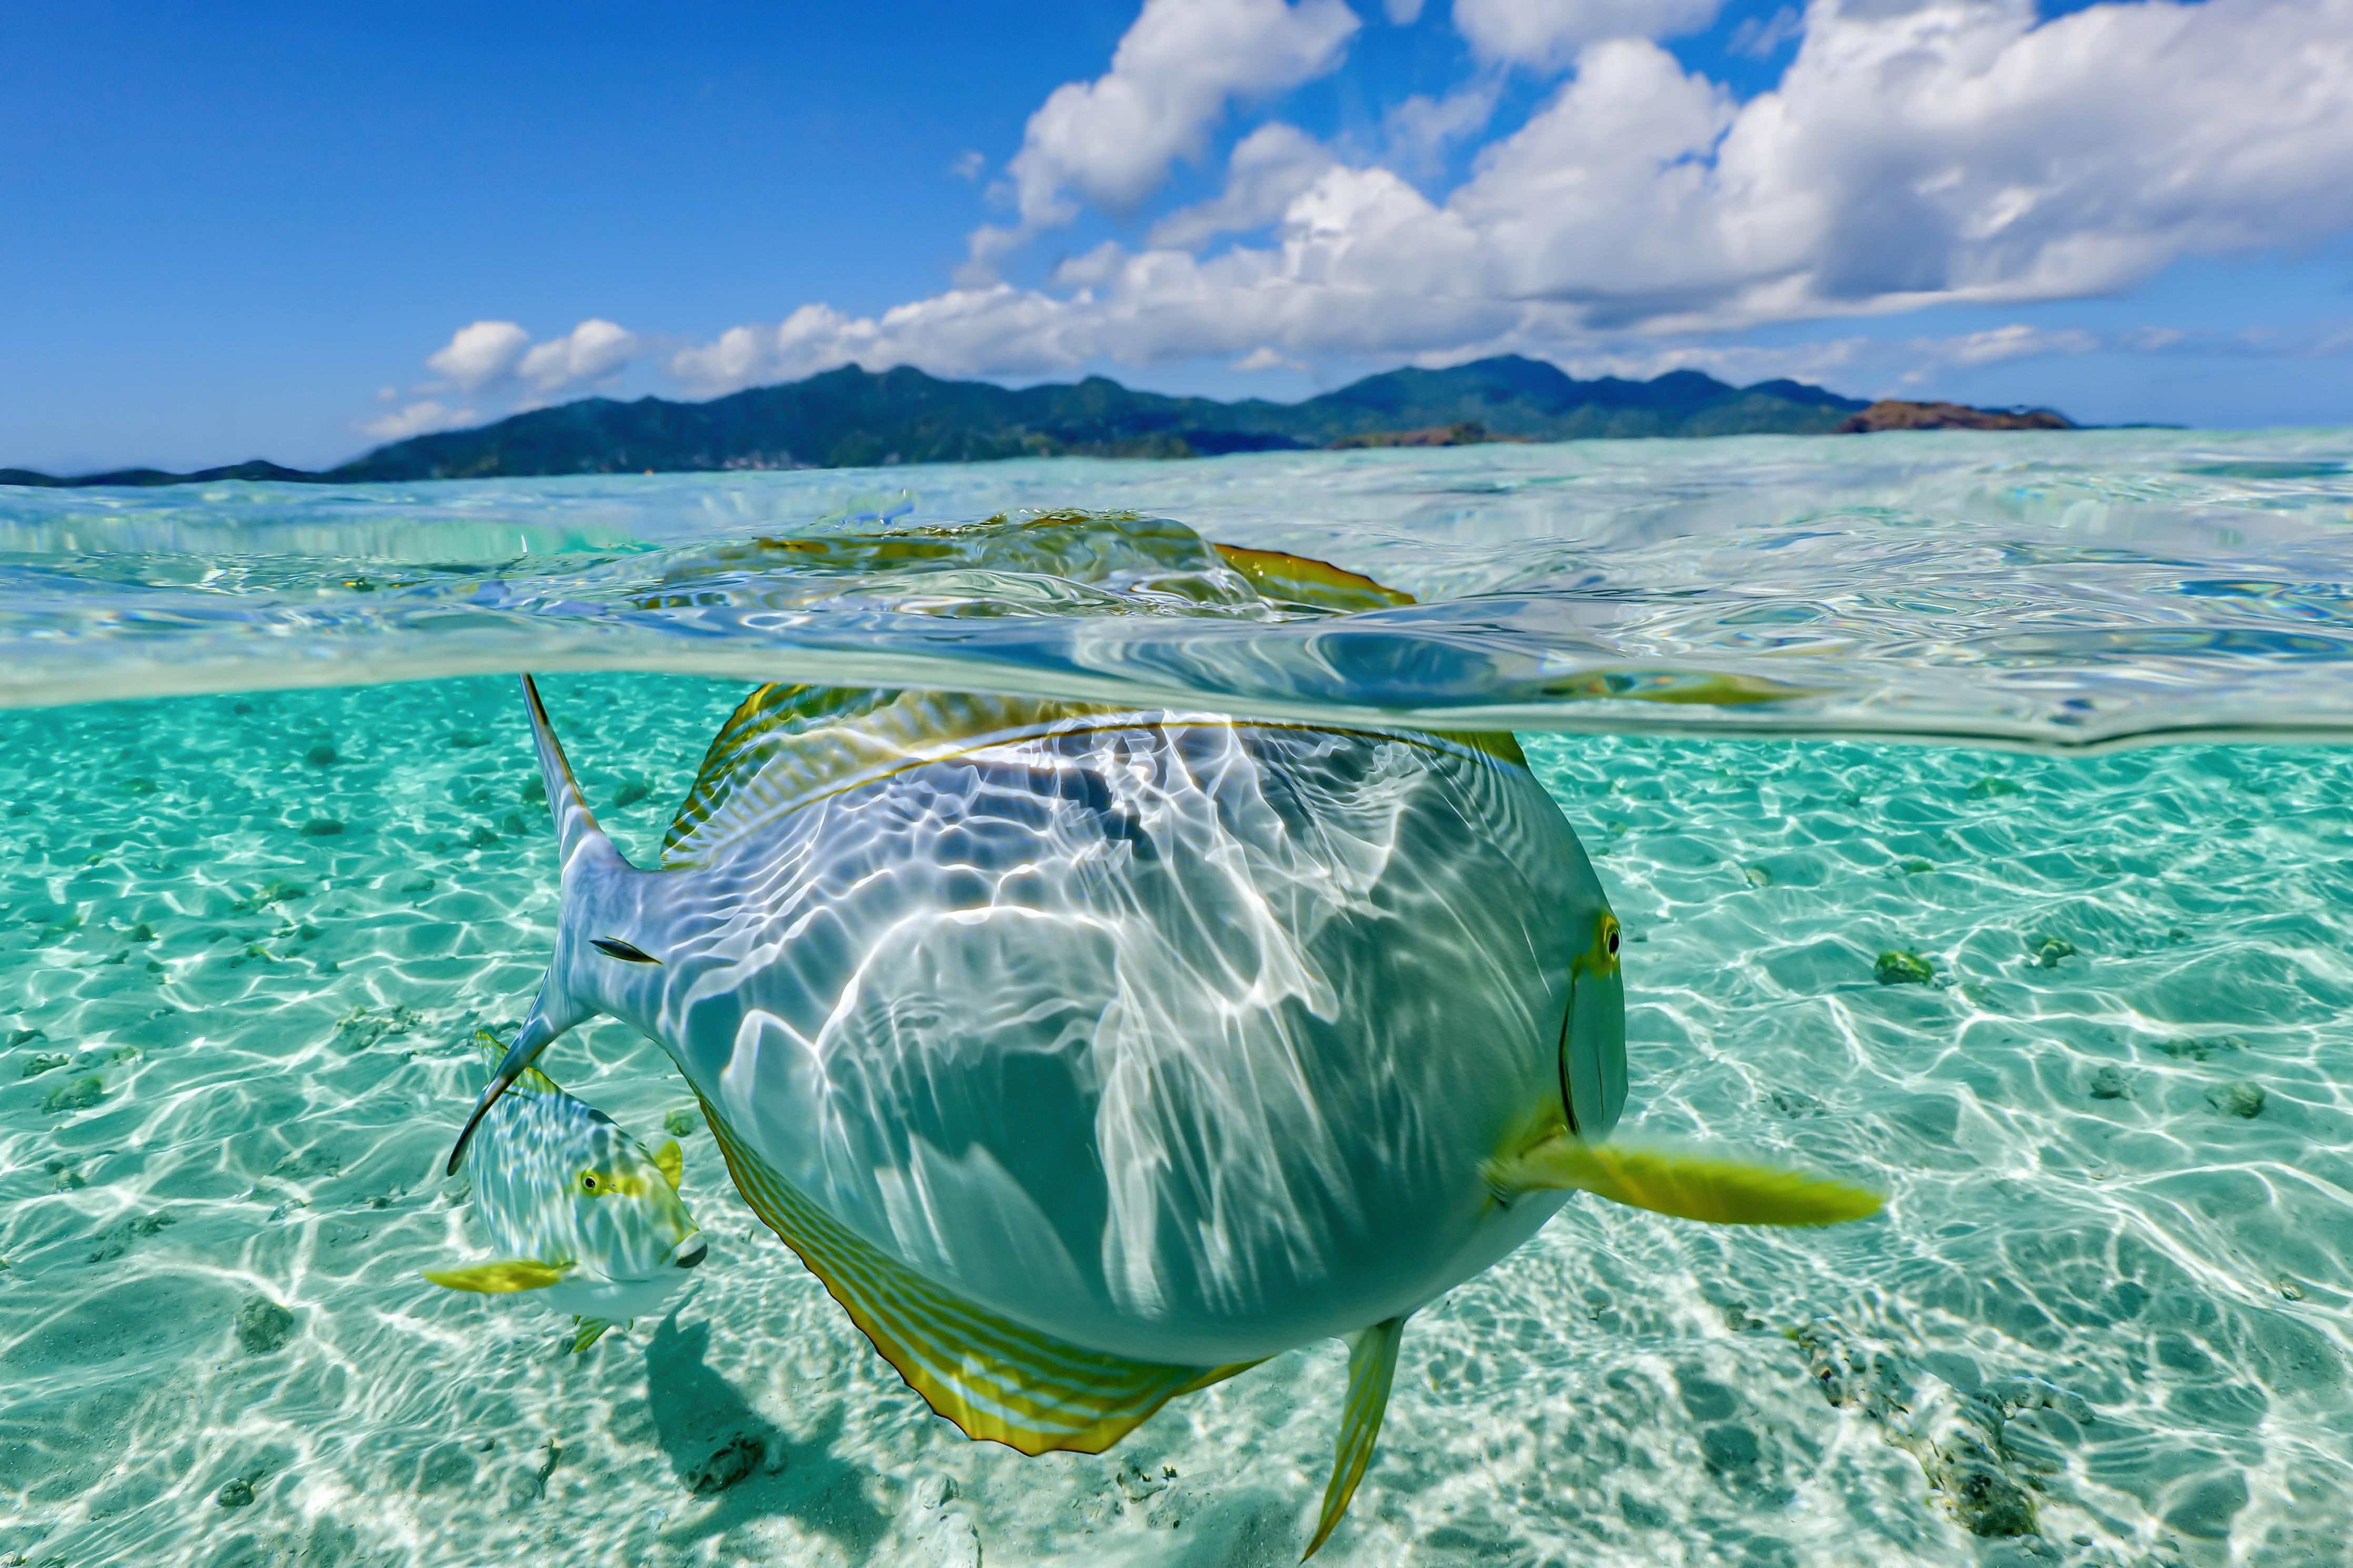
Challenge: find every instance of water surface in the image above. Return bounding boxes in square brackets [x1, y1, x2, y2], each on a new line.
[3, 432, 2350, 1568]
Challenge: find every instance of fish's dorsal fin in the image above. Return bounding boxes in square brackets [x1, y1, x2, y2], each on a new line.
[661, 685, 1124, 868]
[1304, 1316, 1407, 1560]
[423, 1260, 569, 1292]
[1486, 1136, 1885, 1226]
[521, 675, 611, 866]
[650, 1138, 683, 1191]
[698, 1095, 1257, 1454]
[1209, 542, 1415, 614]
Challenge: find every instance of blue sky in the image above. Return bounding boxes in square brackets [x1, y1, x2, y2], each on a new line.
[4, 0, 2349, 472]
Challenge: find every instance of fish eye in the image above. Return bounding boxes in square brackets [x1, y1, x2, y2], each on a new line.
[1603, 916, 1621, 957]
[579, 1172, 600, 1195]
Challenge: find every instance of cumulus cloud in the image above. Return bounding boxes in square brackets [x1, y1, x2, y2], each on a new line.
[411, 0, 2353, 411]
[1452, 0, 1726, 70]
[425, 321, 529, 393]
[964, 0, 1359, 275]
[517, 318, 642, 395]
[1728, 4, 1803, 57]
[360, 400, 477, 441]
[1382, 80, 1504, 176]
[1147, 123, 1337, 249]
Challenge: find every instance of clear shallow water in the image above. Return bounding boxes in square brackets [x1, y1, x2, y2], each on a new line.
[4, 429, 2353, 745]
[3, 437, 2351, 1568]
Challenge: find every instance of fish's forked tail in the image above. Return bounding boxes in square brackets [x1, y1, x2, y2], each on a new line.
[445, 675, 624, 1176]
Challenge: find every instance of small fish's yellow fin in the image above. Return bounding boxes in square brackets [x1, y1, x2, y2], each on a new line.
[1303, 1316, 1406, 1561]
[650, 1138, 683, 1191]
[701, 1096, 1255, 1455]
[423, 1260, 569, 1292]
[570, 1318, 611, 1354]
[1487, 1137, 1884, 1227]
[470, 1027, 564, 1097]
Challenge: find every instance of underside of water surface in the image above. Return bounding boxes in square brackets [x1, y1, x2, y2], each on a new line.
[3, 433, 2352, 1568]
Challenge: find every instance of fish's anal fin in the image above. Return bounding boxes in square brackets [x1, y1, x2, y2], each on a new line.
[1485, 1136, 1885, 1227]
[423, 1260, 569, 1292]
[1303, 1316, 1407, 1561]
[699, 1094, 1243, 1456]
[570, 1318, 611, 1354]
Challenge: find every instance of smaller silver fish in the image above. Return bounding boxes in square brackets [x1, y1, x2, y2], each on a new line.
[427, 1030, 707, 1351]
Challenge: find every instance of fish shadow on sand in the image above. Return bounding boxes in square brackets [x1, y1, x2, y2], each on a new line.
[643, 1312, 889, 1556]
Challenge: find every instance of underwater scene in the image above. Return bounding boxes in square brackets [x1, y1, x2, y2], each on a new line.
[4, 432, 2351, 1568]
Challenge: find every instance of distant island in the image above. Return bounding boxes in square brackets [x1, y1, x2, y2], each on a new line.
[0, 357, 2076, 488]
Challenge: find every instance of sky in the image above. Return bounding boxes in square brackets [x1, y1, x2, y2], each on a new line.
[3, 0, 2350, 473]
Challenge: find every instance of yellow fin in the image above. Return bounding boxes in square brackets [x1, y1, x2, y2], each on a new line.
[663, 682, 1533, 870]
[662, 686, 1126, 867]
[1303, 1316, 1406, 1561]
[700, 1096, 1256, 1455]
[650, 1138, 683, 1191]
[1209, 542, 1415, 614]
[471, 1027, 564, 1097]
[423, 1260, 569, 1292]
[1487, 1137, 1884, 1226]
[570, 1318, 611, 1354]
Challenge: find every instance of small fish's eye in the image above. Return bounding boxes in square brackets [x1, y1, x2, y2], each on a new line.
[579, 1172, 600, 1195]
[1604, 917, 1621, 957]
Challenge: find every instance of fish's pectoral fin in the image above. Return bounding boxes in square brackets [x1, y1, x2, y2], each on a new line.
[1303, 1316, 1406, 1561]
[1485, 1136, 1884, 1227]
[422, 1259, 570, 1293]
[569, 1318, 611, 1354]
[650, 1138, 683, 1191]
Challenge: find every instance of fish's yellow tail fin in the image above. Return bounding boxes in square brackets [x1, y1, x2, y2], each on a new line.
[1487, 1137, 1884, 1226]
[1303, 1316, 1406, 1560]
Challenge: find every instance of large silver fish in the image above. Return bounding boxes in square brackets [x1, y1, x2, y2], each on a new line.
[454, 649, 1874, 1551]
[429, 1032, 708, 1352]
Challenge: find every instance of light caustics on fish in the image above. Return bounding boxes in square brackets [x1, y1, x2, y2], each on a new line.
[449, 595, 1879, 1554]
[429, 1031, 706, 1354]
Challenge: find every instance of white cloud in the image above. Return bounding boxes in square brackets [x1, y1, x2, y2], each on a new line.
[1147, 123, 1337, 249]
[417, 0, 2353, 411]
[517, 318, 642, 395]
[425, 321, 529, 393]
[950, 149, 986, 181]
[1728, 3, 1803, 57]
[1384, 0, 1425, 19]
[1233, 345, 1308, 370]
[360, 400, 476, 441]
[966, 0, 1360, 275]
[1452, 0, 1725, 70]
[1938, 323, 2101, 367]
[1382, 80, 1503, 175]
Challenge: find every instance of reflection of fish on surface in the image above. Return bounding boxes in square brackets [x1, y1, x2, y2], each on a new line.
[428, 1030, 707, 1353]
[450, 542, 1879, 1556]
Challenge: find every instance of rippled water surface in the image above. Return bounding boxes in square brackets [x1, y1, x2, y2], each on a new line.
[4, 434, 2351, 1568]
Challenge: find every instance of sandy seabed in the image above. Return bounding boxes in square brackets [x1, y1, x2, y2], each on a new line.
[3, 673, 2349, 1568]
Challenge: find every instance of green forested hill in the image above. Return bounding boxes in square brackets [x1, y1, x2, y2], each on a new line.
[6, 356, 1882, 487]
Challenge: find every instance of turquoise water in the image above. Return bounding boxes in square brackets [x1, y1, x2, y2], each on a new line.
[5, 433, 2352, 1567]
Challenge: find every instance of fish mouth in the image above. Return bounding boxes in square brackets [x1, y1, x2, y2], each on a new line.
[669, 1233, 708, 1270]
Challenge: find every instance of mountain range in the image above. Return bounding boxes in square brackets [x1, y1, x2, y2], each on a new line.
[2, 356, 2070, 488]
